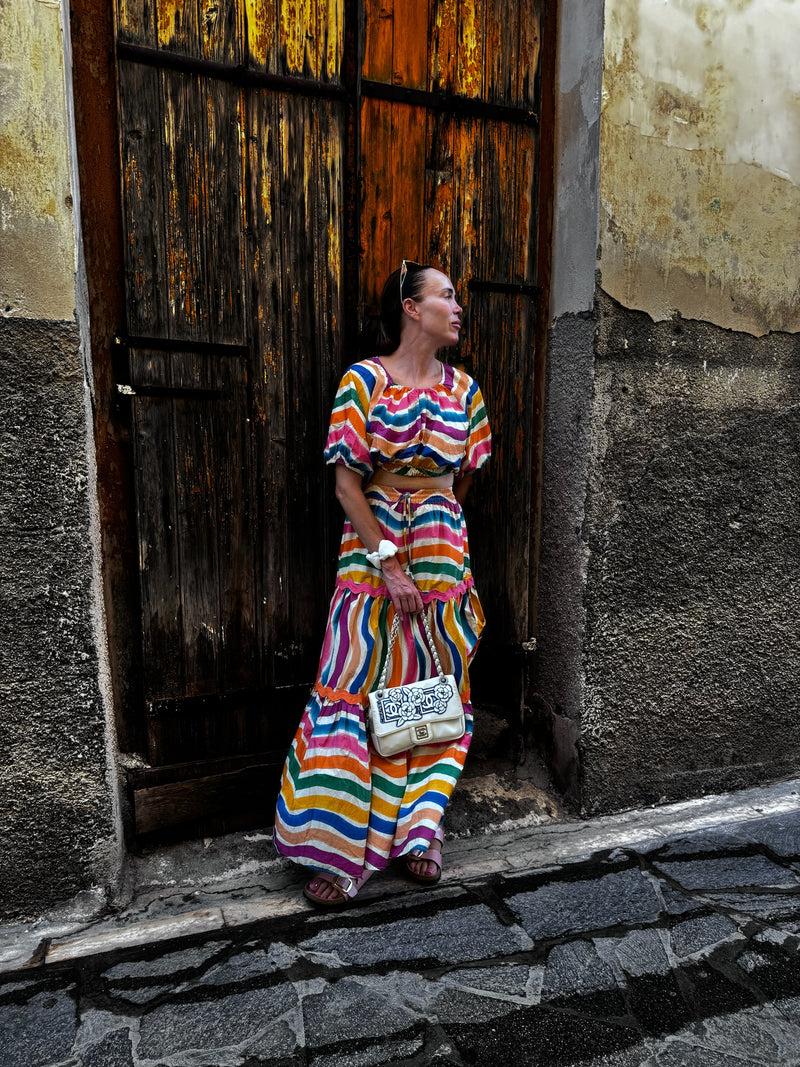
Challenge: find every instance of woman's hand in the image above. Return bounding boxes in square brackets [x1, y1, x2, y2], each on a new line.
[382, 557, 424, 616]
[333, 466, 423, 615]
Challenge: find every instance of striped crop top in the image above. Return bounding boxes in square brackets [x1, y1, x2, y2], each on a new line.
[324, 358, 491, 478]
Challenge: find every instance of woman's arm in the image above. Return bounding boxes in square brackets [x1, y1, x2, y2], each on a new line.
[334, 465, 424, 615]
[454, 471, 473, 506]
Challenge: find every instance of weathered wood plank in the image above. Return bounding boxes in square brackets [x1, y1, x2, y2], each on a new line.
[279, 0, 313, 75]
[480, 119, 516, 282]
[503, 294, 536, 634]
[363, 0, 394, 83]
[171, 352, 222, 697]
[244, 0, 278, 71]
[203, 81, 246, 344]
[213, 358, 259, 693]
[156, 0, 203, 55]
[485, 0, 516, 105]
[161, 70, 208, 340]
[117, 60, 168, 336]
[134, 757, 284, 838]
[312, 94, 346, 594]
[517, 0, 542, 108]
[275, 93, 344, 684]
[200, 0, 243, 63]
[246, 89, 289, 689]
[425, 110, 454, 274]
[466, 291, 511, 631]
[456, 0, 483, 98]
[129, 349, 185, 707]
[115, 0, 156, 46]
[360, 96, 394, 310]
[278, 0, 342, 79]
[450, 116, 481, 291]
[390, 103, 426, 263]
[514, 124, 538, 284]
[144, 687, 289, 766]
[322, 0, 344, 82]
[274, 92, 317, 687]
[429, 0, 458, 95]
[392, 0, 429, 90]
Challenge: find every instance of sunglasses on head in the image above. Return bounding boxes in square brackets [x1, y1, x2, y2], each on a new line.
[399, 260, 421, 302]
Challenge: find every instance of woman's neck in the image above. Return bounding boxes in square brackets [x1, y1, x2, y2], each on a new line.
[381, 338, 441, 388]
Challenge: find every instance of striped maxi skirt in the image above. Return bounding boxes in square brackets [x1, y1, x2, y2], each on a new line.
[273, 484, 485, 880]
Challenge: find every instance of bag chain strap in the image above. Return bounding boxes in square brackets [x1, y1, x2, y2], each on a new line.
[377, 607, 447, 692]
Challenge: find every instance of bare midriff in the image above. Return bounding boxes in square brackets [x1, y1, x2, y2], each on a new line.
[367, 469, 455, 491]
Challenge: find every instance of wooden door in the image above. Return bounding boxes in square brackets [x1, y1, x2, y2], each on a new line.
[108, 0, 549, 840]
[358, 2, 546, 687]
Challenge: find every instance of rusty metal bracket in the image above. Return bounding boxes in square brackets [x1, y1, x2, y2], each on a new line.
[116, 42, 349, 102]
[361, 78, 539, 127]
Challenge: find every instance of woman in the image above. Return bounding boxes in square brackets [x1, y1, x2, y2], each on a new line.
[274, 261, 491, 906]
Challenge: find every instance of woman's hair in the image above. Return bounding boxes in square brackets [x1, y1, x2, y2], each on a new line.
[359, 262, 431, 358]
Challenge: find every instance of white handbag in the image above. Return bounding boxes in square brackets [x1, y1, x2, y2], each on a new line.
[367, 608, 465, 757]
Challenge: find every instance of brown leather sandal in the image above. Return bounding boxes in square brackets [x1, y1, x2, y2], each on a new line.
[303, 869, 373, 908]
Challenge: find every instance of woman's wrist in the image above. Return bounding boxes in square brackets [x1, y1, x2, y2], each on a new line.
[381, 555, 404, 578]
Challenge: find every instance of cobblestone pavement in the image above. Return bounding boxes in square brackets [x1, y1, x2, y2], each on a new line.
[3, 782, 800, 1066]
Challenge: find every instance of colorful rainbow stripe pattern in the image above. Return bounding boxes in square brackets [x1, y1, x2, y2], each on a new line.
[273, 359, 491, 879]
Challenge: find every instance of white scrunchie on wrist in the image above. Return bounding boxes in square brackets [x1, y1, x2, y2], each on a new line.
[365, 539, 398, 568]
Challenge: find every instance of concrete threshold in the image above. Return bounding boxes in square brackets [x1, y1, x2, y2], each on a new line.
[1, 775, 798, 977]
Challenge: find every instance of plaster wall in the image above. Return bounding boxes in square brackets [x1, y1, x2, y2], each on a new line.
[600, 0, 800, 336]
[0, 0, 78, 320]
[0, 0, 118, 918]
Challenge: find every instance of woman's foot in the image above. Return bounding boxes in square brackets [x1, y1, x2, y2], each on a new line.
[404, 828, 443, 885]
[303, 868, 373, 908]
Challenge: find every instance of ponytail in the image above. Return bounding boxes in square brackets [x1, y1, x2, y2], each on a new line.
[357, 262, 430, 357]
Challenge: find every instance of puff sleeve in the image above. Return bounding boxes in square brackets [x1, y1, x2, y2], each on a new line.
[461, 381, 492, 473]
[323, 365, 374, 478]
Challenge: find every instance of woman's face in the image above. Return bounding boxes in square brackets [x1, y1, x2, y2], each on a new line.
[405, 269, 463, 348]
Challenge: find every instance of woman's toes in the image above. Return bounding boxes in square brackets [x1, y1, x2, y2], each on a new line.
[407, 856, 431, 878]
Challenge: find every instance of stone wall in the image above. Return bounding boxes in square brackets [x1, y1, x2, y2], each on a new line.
[0, 1, 119, 919]
[537, 0, 800, 812]
[580, 295, 800, 811]
[0, 319, 119, 917]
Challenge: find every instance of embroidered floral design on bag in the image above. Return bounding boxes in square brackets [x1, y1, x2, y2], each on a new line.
[376, 680, 455, 728]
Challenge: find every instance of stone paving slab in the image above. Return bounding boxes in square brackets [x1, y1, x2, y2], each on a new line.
[1, 779, 800, 1066]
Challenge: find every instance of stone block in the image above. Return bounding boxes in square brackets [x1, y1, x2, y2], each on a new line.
[669, 914, 739, 958]
[608, 928, 671, 977]
[0, 984, 77, 1067]
[302, 977, 421, 1048]
[136, 982, 298, 1058]
[541, 940, 620, 1002]
[441, 963, 541, 1000]
[299, 902, 532, 966]
[79, 1028, 135, 1067]
[652, 856, 799, 891]
[310, 1034, 424, 1067]
[506, 867, 661, 941]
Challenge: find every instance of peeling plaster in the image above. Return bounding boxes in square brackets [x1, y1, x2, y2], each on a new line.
[0, 0, 77, 319]
[601, 0, 800, 335]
